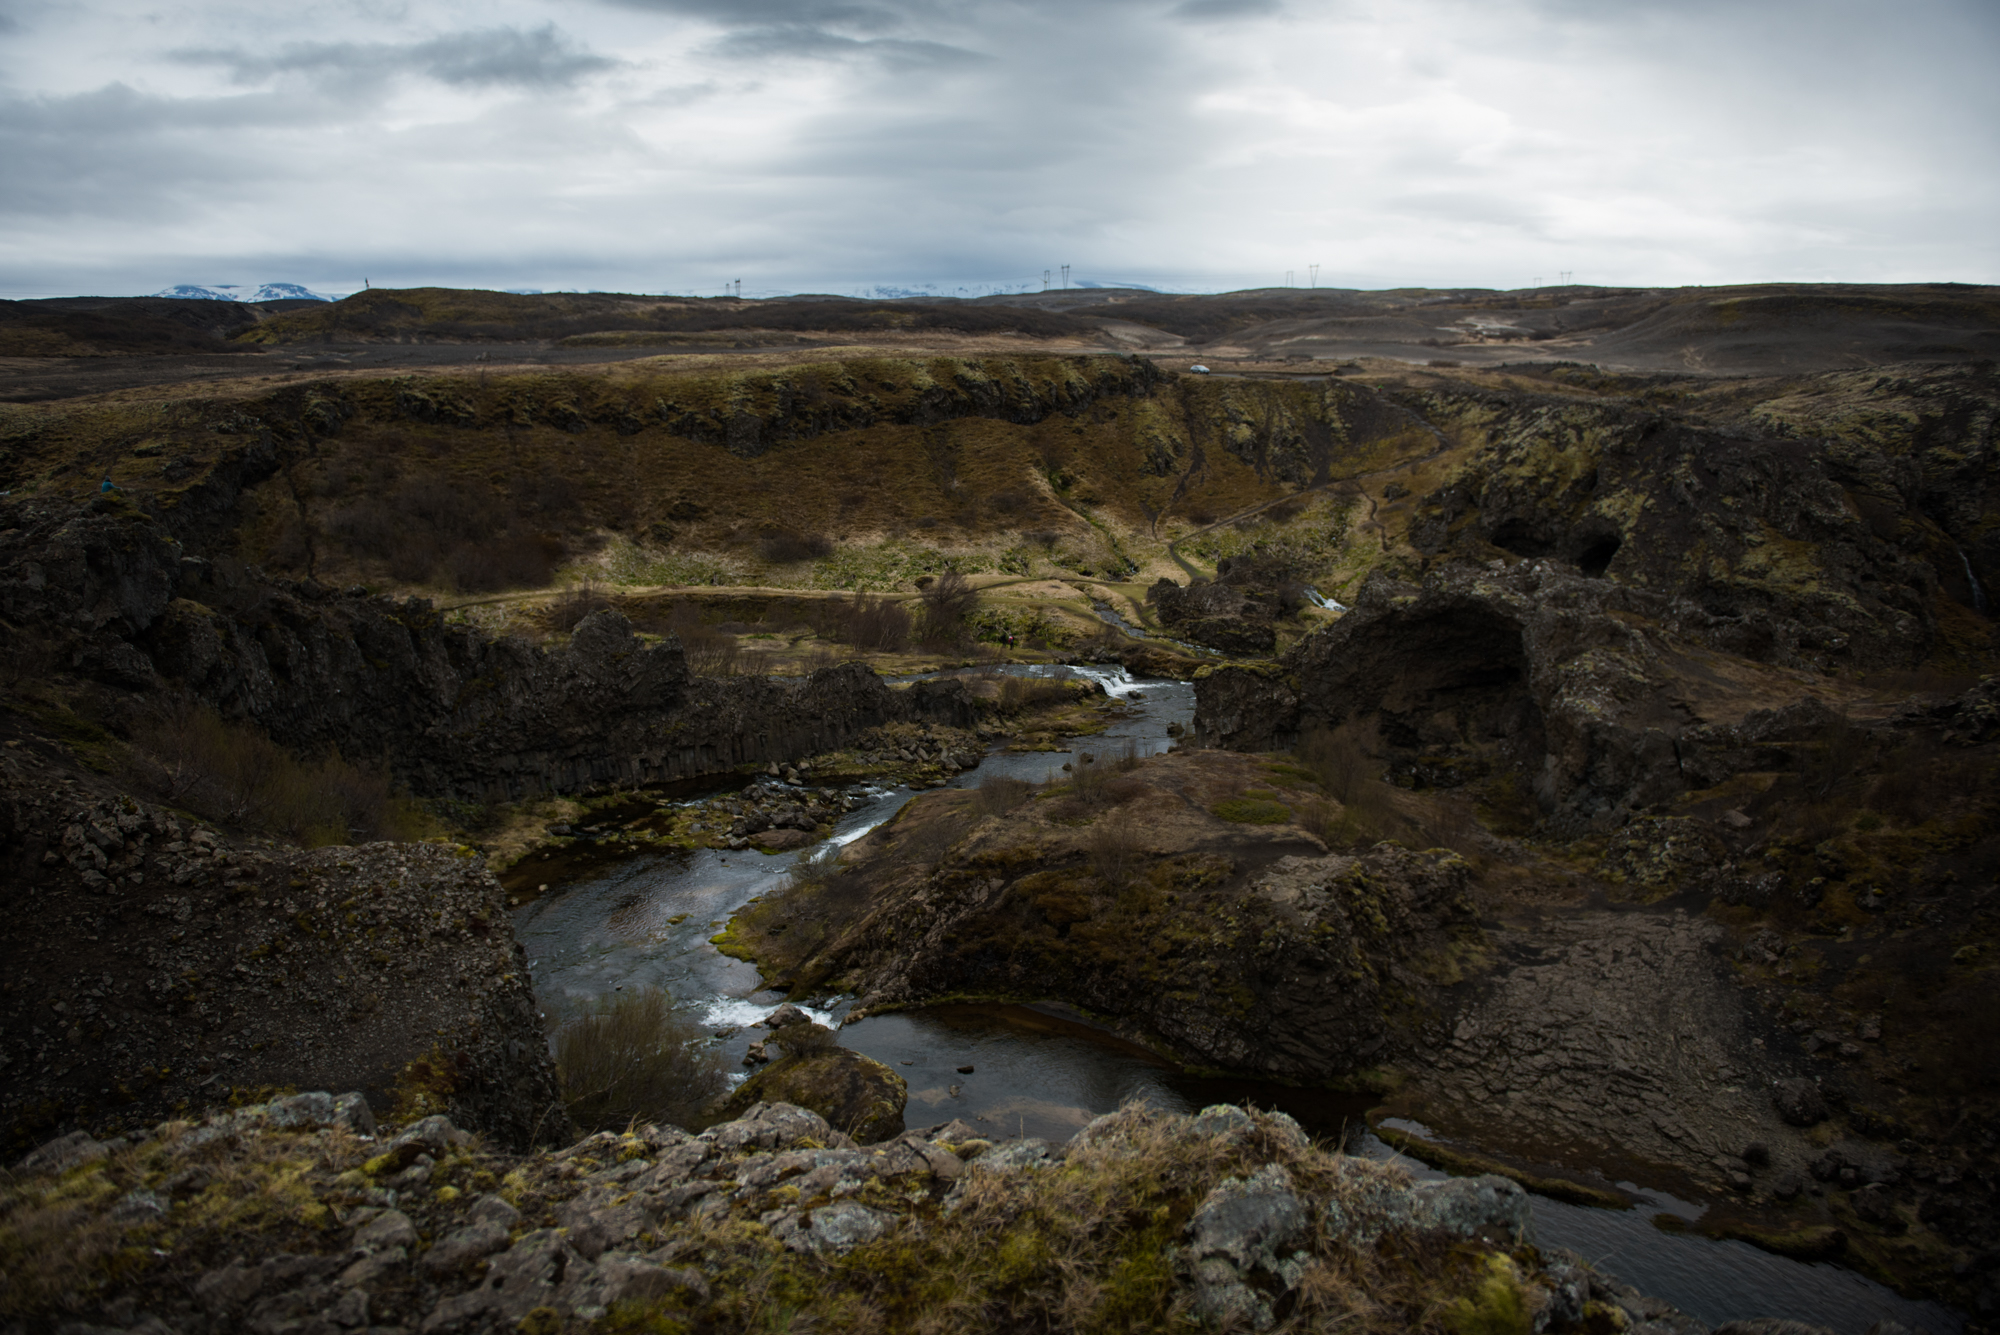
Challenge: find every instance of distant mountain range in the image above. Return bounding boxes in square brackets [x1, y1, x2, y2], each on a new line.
[152, 283, 333, 303]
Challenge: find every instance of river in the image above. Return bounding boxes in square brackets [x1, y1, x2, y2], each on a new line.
[510, 663, 1962, 1335]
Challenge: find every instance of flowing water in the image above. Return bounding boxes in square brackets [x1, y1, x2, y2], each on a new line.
[511, 664, 1962, 1334]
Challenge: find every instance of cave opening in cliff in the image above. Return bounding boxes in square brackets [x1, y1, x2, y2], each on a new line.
[1577, 534, 1622, 577]
[1489, 520, 1554, 560]
[1325, 604, 1541, 762]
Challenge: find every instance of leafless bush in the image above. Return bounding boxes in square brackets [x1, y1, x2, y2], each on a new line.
[554, 986, 727, 1131]
[918, 570, 979, 648]
[757, 530, 834, 564]
[657, 601, 740, 676]
[819, 592, 912, 652]
[976, 774, 1034, 817]
[1301, 726, 1370, 805]
[1110, 738, 1144, 772]
[124, 698, 423, 845]
[1298, 726, 1414, 848]
[998, 675, 1075, 712]
[1798, 716, 1870, 803]
[547, 581, 612, 631]
[1026, 529, 1061, 549]
[1086, 810, 1144, 887]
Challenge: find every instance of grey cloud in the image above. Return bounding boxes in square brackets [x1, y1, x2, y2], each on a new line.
[176, 24, 615, 89]
[1169, 0, 1281, 20]
[598, 0, 912, 31]
[708, 25, 983, 65]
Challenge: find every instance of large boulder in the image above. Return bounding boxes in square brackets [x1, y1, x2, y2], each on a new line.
[713, 1026, 908, 1144]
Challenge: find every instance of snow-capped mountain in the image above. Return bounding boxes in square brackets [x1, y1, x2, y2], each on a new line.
[151, 283, 332, 303]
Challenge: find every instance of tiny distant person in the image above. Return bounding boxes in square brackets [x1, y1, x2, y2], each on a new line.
[100, 475, 115, 493]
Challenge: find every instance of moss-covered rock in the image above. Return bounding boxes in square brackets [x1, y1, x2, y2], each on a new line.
[713, 1028, 908, 1144]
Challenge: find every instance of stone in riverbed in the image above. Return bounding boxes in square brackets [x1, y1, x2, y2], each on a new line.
[752, 828, 813, 850]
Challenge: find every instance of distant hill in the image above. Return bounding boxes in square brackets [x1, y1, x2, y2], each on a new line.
[231, 287, 1094, 346]
[153, 283, 333, 303]
[5, 282, 1996, 374]
[0, 296, 277, 357]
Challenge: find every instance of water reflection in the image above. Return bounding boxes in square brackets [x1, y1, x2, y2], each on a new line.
[837, 1004, 1375, 1143]
[1360, 1137, 1962, 1335]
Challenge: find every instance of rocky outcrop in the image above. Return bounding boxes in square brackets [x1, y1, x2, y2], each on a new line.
[1193, 560, 1906, 832]
[1397, 379, 1991, 670]
[0, 496, 973, 801]
[719, 1015, 909, 1144]
[1148, 554, 1309, 654]
[740, 753, 1481, 1081]
[0, 1097, 1743, 1335]
[0, 766, 564, 1154]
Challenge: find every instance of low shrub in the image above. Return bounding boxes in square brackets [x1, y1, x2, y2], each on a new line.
[757, 531, 835, 564]
[124, 699, 426, 846]
[997, 675, 1076, 712]
[553, 986, 728, 1132]
[819, 591, 913, 652]
[975, 774, 1034, 817]
[545, 581, 612, 632]
[1086, 810, 1144, 887]
[917, 570, 978, 648]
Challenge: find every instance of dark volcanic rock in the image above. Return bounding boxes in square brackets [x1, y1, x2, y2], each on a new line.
[1773, 1076, 1830, 1127]
[0, 497, 972, 800]
[0, 771, 566, 1153]
[1193, 560, 1918, 831]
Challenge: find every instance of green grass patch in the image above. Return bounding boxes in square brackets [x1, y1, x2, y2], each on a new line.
[1210, 797, 1292, 824]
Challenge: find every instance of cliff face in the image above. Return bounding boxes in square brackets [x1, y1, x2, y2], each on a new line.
[0, 496, 973, 800]
[0, 757, 566, 1154]
[1191, 561, 1924, 832]
[723, 750, 1480, 1081]
[1402, 362, 1996, 664]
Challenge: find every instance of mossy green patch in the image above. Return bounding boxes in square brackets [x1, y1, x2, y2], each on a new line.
[1211, 797, 1292, 824]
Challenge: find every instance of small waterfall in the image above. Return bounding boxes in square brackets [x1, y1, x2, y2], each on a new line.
[1956, 543, 1989, 617]
[1302, 586, 1349, 613]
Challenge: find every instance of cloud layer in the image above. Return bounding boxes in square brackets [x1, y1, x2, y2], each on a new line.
[1, 0, 1994, 297]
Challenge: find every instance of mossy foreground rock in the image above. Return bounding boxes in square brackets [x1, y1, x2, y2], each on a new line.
[2, 1095, 1754, 1335]
[714, 1022, 908, 1143]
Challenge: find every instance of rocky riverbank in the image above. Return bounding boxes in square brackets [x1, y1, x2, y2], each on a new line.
[719, 748, 1482, 1081]
[3, 1090, 1852, 1335]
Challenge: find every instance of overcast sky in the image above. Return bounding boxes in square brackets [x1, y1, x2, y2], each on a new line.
[2, 0, 1996, 299]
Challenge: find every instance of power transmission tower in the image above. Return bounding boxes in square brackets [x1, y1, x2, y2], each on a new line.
[1534, 276, 1543, 289]
[1559, 270, 1572, 285]
[734, 279, 742, 298]
[1286, 270, 1294, 287]
[1061, 265, 1070, 290]
[1309, 264, 1319, 289]
[1043, 270, 1051, 291]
